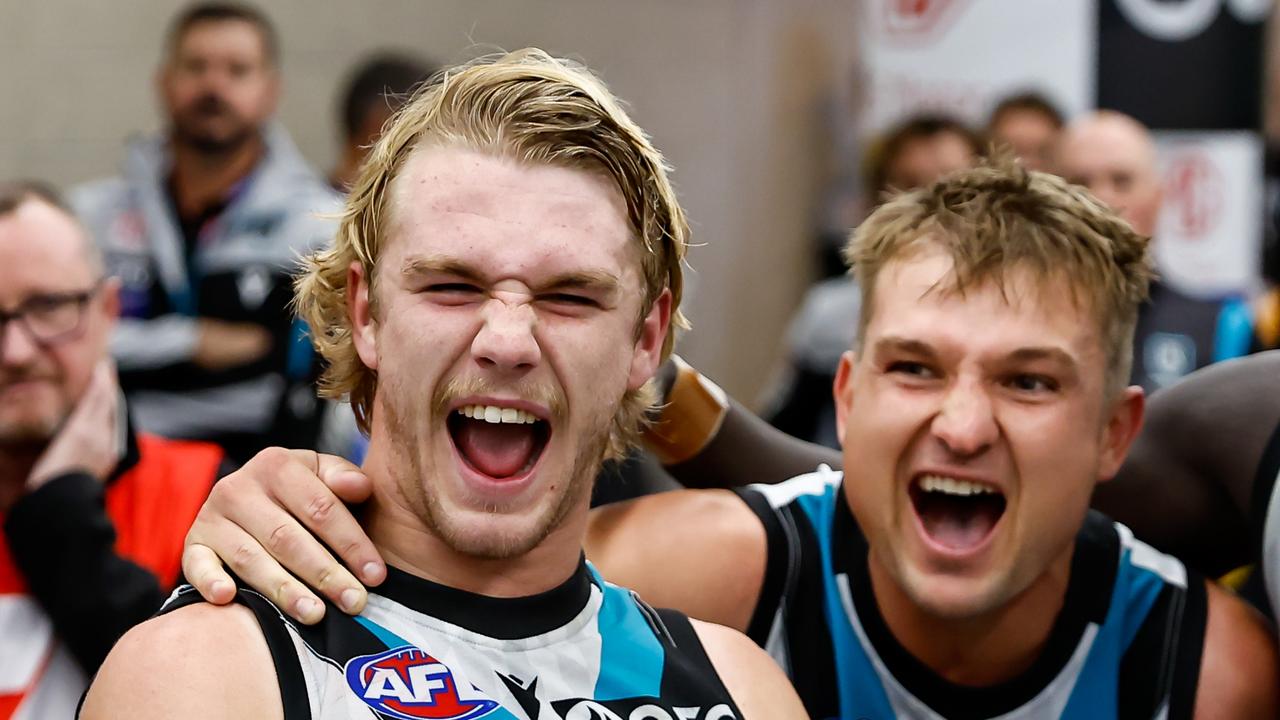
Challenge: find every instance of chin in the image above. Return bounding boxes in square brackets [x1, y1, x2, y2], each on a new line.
[426, 503, 561, 560]
[897, 565, 1012, 621]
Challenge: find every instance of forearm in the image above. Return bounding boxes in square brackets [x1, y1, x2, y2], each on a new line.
[111, 315, 200, 370]
[4, 473, 169, 673]
[644, 358, 841, 489]
[667, 396, 842, 488]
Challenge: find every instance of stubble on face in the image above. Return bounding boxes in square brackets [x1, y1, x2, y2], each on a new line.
[379, 367, 611, 560]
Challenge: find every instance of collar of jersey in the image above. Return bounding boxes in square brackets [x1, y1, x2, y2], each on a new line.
[834, 491, 1119, 719]
[374, 554, 594, 640]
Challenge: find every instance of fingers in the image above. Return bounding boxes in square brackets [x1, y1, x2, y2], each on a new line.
[182, 543, 235, 605]
[186, 513, 331, 624]
[283, 450, 384, 585]
[196, 447, 378, 619]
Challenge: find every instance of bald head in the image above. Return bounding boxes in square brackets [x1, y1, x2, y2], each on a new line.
[1054, 110, 1162, 236]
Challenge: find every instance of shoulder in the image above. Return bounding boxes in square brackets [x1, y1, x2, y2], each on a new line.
[80, 601, 282, 720]
[1194, 581, 1280, 719]
[787, 277, 861, 368]
[691, 619, 807, 719]
[587, 489, 767, 631]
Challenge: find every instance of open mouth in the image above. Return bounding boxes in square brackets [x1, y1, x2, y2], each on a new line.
[909, 474, 1006, 552]
[446, 404, 551, 480]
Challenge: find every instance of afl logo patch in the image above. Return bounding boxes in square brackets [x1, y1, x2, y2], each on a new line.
[344, 646, 499, 720]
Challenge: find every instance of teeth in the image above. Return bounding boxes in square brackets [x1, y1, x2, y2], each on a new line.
[455, 404, 539, 425]
[918, 474, 997, 497]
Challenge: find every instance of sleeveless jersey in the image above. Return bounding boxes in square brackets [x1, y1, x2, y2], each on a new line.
[1257, 417, 1280, 618]
[1, 431, 220, 720]
[160, 560, 741, 720]
[736, 469, 1208, 720]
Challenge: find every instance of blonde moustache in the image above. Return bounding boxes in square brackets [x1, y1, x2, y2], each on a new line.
[431, 374, 566, 420]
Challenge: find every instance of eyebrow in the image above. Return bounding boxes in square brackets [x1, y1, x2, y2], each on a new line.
[872, 336, 1078, 368]
[400, 255, 622, 296]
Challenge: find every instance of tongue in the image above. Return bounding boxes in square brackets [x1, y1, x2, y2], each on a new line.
[916, 495, 1003, 551]
[454, 419, 536, 478]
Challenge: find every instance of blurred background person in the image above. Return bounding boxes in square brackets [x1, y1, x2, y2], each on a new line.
[985, 90, 1065, 172]
[70, 3, 340, 464]
[762, 113, 982, 447]
[328, 53, 435, 191]
[0, 182, 221, 719]
[1055, 110, 1257, 393]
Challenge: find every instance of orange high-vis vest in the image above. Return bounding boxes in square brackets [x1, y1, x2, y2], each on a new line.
[0, 433, 220, 720]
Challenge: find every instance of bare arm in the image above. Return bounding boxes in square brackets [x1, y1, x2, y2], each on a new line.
[1094, 352, 1280, 576]
[693, 619, 809, 719]
[1193, 582, 1280, 718]
[585, 489, 768, 632]
[80, 602, 281, 720]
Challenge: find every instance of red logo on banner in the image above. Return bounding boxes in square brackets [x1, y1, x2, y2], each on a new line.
[1164, 151, 1224, 239]
[883, 0, 966, 39]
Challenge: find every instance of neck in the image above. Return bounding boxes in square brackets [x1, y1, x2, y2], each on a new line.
[169, 133, 264, 219]
[360, 441, 587, 599]
[868, 544, 1074, 687]
[0, 445, 44, 514]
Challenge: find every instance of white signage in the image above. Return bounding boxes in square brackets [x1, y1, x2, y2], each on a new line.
[1153, 131, 1263, 296]
[860, 0, 1096, 134]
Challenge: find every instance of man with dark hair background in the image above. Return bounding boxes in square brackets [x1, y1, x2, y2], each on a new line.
[71, 2, 340, 464]
[329, 53, 435, 192]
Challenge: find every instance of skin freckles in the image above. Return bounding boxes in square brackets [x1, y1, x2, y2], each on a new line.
[351, 145, 669, 593]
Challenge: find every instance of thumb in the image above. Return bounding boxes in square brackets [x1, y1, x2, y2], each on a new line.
[313, 452, 372, 503]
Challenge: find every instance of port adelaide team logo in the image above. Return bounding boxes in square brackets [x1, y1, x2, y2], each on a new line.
[345, 646, 500, 720]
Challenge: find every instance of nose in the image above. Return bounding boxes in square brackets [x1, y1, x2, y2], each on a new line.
[471, 297, 540, 374]
[930, 377, 997, 458]
[0, 320, 41, 369]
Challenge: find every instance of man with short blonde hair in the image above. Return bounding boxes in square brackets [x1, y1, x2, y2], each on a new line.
[82, 49, 804, 720]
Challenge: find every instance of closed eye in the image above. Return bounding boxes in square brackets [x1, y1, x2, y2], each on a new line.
[538, 293, 600, 310]
[422, 283, 484, 305]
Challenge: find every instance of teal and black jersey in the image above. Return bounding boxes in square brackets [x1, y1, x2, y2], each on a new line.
[158, 560, 739, 720]
[736, 470, 1208, 720]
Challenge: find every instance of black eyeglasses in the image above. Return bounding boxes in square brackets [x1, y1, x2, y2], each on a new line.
[0, 280, 104, 349]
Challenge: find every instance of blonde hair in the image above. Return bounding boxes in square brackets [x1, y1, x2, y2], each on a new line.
[296, 48, 689, 458]
[845, 156, 1153, 396]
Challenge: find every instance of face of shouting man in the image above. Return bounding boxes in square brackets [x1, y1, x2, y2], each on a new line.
[349, 146, 670, 560]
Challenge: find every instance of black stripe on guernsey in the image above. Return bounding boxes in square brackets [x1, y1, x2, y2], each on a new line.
[1250, 418, 1280, 549]
[652, 607, 744, 718]
[841, 507, 1121, 720]
[733, 487, 840, 719]
[1116, 576, 1208, 719]
[735, 488, 790, 645]
[1166, 576, 1208, 720]
[159, 585, 313, 720]
[367, 557, 594, 639]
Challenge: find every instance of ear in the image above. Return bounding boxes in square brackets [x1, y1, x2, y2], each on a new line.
[627, 288, 672, 391]
[99, 277, 122, 324]
[833, 350, 858, 445]
[1096, 385, 1145, 483]
[348, 261, 378, 371]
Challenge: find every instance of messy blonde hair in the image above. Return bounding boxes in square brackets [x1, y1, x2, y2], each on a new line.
[296, 48, 689, 459]
[845, 156, 1153, 397]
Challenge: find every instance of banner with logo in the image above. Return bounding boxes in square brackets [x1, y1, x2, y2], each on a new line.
[860, 0, 1095, 133]
[861, 0, 1271, 296]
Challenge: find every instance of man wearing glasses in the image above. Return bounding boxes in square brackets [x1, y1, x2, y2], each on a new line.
[0, 182, 225, 719]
